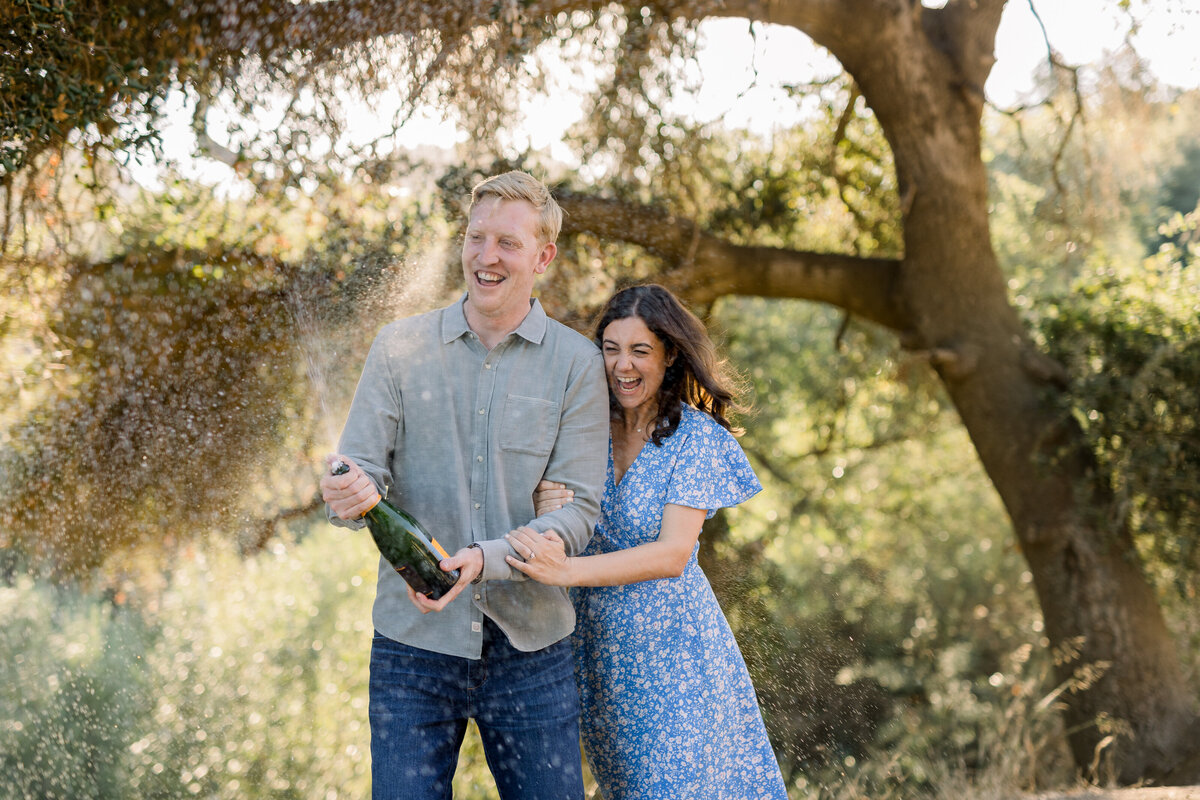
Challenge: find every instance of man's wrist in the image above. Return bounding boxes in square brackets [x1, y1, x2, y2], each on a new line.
[467, 542, 484, 584]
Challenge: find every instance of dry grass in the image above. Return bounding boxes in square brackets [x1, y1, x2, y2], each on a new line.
[1031, 788, 1200, 800]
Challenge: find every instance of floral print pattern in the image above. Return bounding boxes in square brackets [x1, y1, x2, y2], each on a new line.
[571, 404, 788, 800]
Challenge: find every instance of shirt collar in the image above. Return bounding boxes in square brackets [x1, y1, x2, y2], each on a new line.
[441, 294, 549, 345]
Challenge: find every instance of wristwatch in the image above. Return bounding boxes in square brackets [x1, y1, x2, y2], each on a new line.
[467, 542, 484, 584]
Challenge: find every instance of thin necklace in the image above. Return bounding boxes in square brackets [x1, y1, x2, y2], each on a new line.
[629, 411, 657, 435]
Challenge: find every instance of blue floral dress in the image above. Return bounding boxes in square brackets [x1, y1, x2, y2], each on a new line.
[571, 404, 788, 800]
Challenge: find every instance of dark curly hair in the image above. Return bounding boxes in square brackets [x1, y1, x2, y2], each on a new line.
[593, 284, 745, 446]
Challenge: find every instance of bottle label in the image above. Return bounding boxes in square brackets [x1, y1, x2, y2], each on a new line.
[429, 538, 451, 560]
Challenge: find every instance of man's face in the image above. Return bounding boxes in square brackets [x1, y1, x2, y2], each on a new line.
[461, 195, 556, 325]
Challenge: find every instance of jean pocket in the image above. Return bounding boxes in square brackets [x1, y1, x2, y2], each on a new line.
[499, 394, 560, 456]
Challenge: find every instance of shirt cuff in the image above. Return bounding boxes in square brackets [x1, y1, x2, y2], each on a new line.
[476, 538, 520, 583]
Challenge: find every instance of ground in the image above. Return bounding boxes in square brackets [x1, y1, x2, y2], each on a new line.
[1032, 788, 1200, 800]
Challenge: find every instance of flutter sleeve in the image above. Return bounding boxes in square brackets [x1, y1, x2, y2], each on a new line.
[666, 409, 763, 520]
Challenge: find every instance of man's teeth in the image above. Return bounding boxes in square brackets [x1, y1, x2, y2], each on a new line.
[477, 271, 503, 284]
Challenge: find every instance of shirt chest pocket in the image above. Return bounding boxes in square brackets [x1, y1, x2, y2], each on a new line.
[499, 395, 560, 457]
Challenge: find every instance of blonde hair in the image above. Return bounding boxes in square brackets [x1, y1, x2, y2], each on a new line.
[469, 171, 563, 244]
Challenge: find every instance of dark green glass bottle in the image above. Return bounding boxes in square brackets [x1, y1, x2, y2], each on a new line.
[330, 459, 461, 599]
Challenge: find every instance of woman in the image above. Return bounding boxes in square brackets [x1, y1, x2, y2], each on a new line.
[505, 284, 787, 800]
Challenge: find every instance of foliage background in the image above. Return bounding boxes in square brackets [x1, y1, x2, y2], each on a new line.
[2, 5, 1199, 799]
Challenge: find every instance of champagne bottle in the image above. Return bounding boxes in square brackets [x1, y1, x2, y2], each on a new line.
[330, 459, 461, 599]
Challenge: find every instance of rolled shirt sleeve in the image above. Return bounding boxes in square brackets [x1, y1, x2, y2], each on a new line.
[477, 346, 609, 582]
[327, 332, 405, 531]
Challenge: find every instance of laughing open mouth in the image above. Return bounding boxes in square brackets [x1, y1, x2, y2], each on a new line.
[475, 270, 505, 286]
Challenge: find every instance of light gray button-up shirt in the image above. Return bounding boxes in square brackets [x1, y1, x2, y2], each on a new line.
[331, 295, 609, 658]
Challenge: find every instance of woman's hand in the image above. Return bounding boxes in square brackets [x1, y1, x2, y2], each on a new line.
[533, 480, 574, 517]
[505, 527, 573, 586]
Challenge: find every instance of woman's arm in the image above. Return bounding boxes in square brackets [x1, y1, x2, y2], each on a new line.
[505, 503, 707, 587]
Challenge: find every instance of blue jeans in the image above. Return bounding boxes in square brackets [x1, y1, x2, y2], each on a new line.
[369, 619, 584, 800]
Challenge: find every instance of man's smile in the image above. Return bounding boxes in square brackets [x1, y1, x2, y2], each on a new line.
[474, 270, 505, 286]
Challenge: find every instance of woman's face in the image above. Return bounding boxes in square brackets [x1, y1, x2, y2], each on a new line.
[601, 316, 673, 415]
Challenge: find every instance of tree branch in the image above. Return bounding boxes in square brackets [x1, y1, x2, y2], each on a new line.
[241, 494, 326, 555]
[697, 0, 864, 43]
[922, 0, 1008, 100]
[557, 193, 907, 331]
[218, 0, 871, 64]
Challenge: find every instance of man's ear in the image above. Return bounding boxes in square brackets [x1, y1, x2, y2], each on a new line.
[535, 242, 557, 274]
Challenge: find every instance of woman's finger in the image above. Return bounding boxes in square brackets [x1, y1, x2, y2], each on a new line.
[506, 529, 537, 547]
[506, 555, 532, 574]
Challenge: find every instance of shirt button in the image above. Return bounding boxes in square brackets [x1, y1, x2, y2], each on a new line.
[474, 594, 481, 601]
[484, 363, 492, 370]
[474, 502, 481, 509]
[476, 455, 484, 462]
[478, 408, 485, 414]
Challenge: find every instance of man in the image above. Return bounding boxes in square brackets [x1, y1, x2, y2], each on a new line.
[321, 171, 608, 799]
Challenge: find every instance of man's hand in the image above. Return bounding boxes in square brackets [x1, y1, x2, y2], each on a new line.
[320, 454, 381, 520]
[406, 545, 484, 613]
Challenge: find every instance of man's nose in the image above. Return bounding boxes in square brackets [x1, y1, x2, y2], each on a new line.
[479, 239, 501, 263]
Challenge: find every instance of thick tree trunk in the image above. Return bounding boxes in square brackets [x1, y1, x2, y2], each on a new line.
[897, 132, 1199, 785]
[827, 2, 1200, 783]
